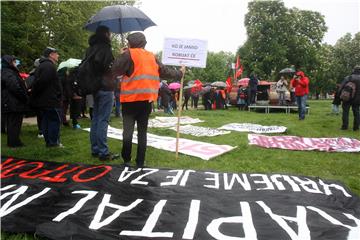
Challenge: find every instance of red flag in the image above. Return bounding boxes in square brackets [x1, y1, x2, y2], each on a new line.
[235, 55, 243, 78]
[226, 77, 232, 92]
[236, 65, 243, 78]
[235, 56, 240, 69]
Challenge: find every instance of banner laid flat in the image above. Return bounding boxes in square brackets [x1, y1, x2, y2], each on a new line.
[248, 134, 360, 152]
[84, 126, 235, 160]
[219, 123, 287, 134]
[168, 125, 231, 137]
[1, 157, 359, 240]
[148, 116, 204, 128]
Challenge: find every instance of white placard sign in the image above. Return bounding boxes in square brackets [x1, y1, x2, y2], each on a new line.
[162, 38, 208, 68]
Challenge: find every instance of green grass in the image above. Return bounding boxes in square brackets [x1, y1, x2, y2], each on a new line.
[1, 100, 360, 239]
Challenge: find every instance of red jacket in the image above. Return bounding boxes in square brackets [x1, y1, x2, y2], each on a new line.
[291, 71, 309, 96]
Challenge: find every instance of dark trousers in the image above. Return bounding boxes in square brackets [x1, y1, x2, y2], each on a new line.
[41, 108, 61, 146]
[342, 103, 360, 130]
[70, 99, 81, 126]
[248, 89, 257, 104]
[182, 96, 190, 110]
[5, 112, 24, 147]
[121, 101, 152, 167]
[36, 110, 43, 135]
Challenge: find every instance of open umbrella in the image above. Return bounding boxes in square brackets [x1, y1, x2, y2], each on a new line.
[58, 58, 82, 71]
[84, 5, 156, 34]
[211, 81, 227, 88]
[238, 78, 250, 86]
[279, 67, 295, 74]
[169, 82, 181, 90]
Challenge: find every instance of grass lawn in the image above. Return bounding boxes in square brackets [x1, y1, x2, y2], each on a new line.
[1, 99, 359, 239]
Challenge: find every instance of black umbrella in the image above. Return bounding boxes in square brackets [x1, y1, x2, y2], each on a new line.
[279, 68, 295, 74]
[84, 5, 156, 34]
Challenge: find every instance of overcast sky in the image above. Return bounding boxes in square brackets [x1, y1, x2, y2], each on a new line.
[137, 0, 360, 53]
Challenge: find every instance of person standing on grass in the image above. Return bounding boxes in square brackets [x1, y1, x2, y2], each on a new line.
[339, 65, 360, 131]
[112, 32, 185, 168]
[291, 71, 309, 120]
[30, 47, 63, 147]
[276, 76, 288, 106]
[248, 73, 259, 105]
[86, 25, 118, 161]
[1, 55, 29, 147]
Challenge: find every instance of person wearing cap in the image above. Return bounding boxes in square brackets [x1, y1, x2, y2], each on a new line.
[85, 25, 118, 161]
[291, 70, 309, 120]
[112, 32, 185, 168]
[339, 66, 360, 131]
[1, 55, 29, 147]
[30, 47, 63, 147]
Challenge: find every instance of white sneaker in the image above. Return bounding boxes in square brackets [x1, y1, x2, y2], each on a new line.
[37, 134, 44, 138]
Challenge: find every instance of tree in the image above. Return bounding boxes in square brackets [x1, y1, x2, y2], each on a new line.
[185, 51, 234, 84]
[1, 0, 136, 71]
[239, 1, 327, 83]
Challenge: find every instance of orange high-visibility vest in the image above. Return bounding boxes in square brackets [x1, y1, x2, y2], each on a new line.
[120, 48, 160, 103]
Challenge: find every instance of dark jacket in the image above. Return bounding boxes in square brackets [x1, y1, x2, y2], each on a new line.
[1, 55, 29, 113]
[30, 58, 62, 109]
[249, 75, 258, 91]
[339, 72, 360, 105]
[86, 34, 114, 91]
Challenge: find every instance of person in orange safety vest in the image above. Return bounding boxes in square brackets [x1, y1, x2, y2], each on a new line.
[112, 32, 185, 168]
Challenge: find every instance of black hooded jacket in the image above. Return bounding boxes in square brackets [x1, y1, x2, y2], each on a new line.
[85, 33, 114, 91]
[1, 55, 29, 113]
[30, 58, 62, 108]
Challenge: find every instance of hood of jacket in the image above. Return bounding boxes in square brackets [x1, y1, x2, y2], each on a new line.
[296, 71, 305, 78]
[1, 55, 18, 72]
[88, 33, 111, 46]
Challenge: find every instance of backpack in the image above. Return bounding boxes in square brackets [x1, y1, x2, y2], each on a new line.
[339, 77, 356, 102]
[76, 50, 101, 96]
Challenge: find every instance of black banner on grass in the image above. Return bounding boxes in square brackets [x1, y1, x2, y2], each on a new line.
[1, 156, 359, 240]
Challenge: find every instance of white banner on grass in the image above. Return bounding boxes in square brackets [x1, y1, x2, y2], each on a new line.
[148, 116, 204, 128]
[219, 123, 287, 134]
[84, 126, 235, 160]
[248, 134, 360, 152]
[169, 124, 231, 137]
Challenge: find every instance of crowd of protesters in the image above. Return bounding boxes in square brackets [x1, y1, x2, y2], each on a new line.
[1, 26, 359, 168]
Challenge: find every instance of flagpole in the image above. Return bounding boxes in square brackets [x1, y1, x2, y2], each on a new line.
[175, 70, 185, 160]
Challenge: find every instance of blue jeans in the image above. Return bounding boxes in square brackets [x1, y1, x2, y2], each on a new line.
[90, 90, 114, 157]
[41, 108, 62, 146]
[296, 95, 307, 120]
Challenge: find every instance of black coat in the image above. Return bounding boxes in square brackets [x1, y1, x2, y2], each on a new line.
[1, 57, 28, 113]
[30, 58, 62, 109]
[85, 34, 114, 91]
[338, 73, 360, 105]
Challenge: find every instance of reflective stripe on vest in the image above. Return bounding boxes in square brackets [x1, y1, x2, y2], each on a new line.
[121, 48, 160, 103]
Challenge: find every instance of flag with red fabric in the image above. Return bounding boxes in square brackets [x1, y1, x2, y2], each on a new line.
[234, 55, 243, 79]
[226, 76, 232, 92]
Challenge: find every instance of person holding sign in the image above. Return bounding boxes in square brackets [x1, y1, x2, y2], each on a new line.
[112, 32, 185, 168]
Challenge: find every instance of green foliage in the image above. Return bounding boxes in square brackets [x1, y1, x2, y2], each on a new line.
[240, 1, 327, 82]
[331, 33, 360, 83]
[185, 51, 234, 83]
[1, 0, 136, 72]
